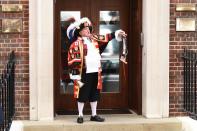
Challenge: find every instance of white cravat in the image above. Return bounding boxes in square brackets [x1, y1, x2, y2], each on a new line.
[83, 37, 101, 73]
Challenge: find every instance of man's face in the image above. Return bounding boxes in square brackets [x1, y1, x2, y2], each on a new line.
[79, 26, 91, 37]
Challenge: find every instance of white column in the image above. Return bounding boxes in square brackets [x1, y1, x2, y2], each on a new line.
[29, 0, 38, 120]
[29, 0, 54, 120]
[142, 0, 169, 118]
[37, 0, 54, 120]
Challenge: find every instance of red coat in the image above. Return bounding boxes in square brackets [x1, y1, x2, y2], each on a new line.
[68, 33, 115, 98]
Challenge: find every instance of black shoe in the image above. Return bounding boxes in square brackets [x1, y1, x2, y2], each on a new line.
[90, 115, 105, 122]
[77, 116, 83, 124]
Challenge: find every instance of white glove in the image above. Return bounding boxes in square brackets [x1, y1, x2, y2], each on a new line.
[115, 29, 127, 42]
[69, 74, 81, 80]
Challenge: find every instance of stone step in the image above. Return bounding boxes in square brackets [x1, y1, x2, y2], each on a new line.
[11, 114, 182, 131]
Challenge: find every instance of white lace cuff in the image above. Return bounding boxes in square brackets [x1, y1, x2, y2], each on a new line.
[115, 29, 123, 42]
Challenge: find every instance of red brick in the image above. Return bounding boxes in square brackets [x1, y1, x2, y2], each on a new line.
[169, 0, 197, 117]
[0, 0, 30, 120]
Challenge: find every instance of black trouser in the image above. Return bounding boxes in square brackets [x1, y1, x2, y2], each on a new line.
[77, 72, 100, 102]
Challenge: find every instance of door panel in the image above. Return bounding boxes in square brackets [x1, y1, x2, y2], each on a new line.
[90, 0, 129, 109]
[54, 0, 142, 114]
[54, 0, 89, 111]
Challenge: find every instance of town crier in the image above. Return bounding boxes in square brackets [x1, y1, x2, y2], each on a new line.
[67, 17, 127, 123]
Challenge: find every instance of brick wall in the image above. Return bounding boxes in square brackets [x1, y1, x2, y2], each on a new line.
[0, 0, 29, 120]
[170, 0, 197, 116]
[0, 0, 195, 120]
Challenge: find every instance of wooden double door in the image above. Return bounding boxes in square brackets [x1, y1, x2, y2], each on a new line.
[54, 0, 142, 114]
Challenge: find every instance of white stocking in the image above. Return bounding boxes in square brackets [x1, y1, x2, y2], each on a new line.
[90, 101, 97, 116]
[77, 102, 84, 117]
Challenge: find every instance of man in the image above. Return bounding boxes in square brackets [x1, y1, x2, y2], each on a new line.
[67, 17, 126, 123]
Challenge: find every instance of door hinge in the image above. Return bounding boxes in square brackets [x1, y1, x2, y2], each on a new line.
[140, 32, 144, 47]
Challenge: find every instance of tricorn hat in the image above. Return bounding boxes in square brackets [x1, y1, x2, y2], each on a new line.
[67, 17, 93, 40]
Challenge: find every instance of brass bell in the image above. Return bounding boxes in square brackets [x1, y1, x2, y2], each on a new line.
[77, 80, 84, 88]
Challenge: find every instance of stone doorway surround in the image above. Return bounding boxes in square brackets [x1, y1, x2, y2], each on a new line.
[29, 0, 169, 120]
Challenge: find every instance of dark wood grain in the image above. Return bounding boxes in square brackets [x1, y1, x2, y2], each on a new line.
[54, 0, 142, 115]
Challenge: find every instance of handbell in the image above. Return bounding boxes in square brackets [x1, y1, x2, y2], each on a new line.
[77, 80, 84, 88]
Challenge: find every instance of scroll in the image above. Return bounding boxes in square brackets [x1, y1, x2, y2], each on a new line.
[120, 37, 128, 64]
